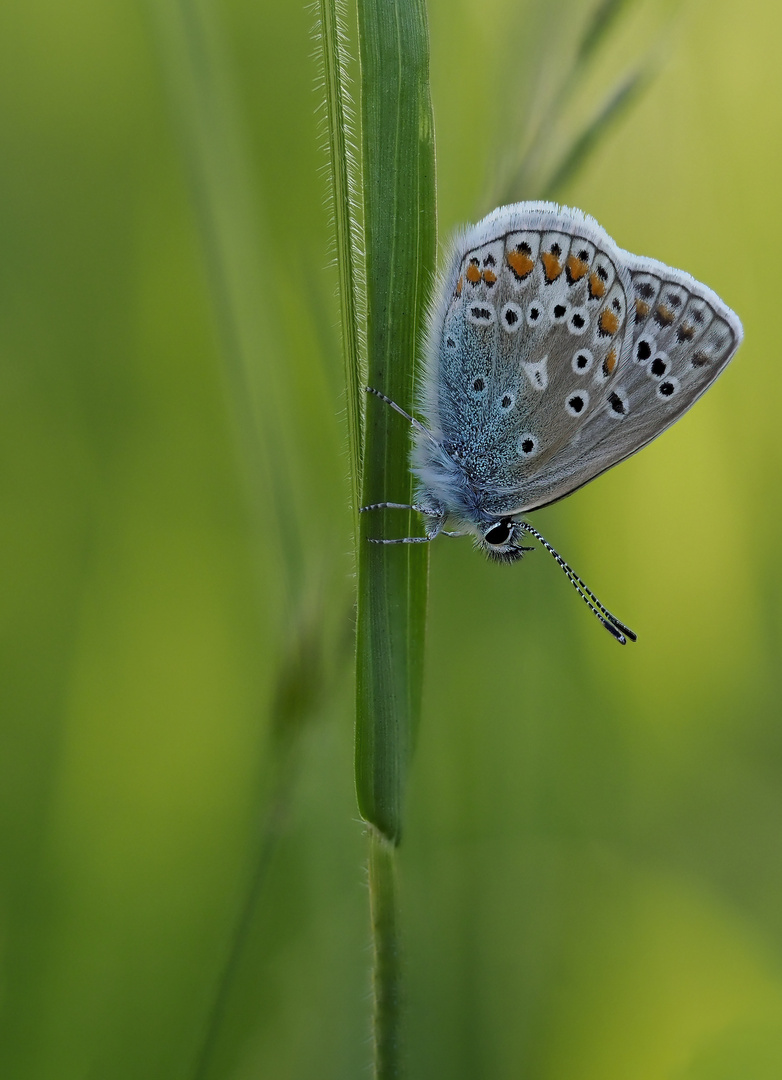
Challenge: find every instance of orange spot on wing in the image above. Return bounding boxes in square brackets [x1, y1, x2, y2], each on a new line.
[507, 249, 534, 280]
[677, 322, 695, 342]
[566, 255, 588, 283]
[654, 303, 675, 327]
[482, 269, 497, 285]
[541, 251, 562, 282]
[599, 309, 620, 336]
[456, 275, 463, 296]
[603, 347, 618, 375]
[589, 272, 606, 299]
[466, 263, 481, 284]
[635, 298, 650, 320]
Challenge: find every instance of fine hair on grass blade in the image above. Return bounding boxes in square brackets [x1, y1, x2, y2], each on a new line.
[314, 0, 366, 542]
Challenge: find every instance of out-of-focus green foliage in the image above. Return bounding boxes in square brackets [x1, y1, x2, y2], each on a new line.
[0, 1, 780, 1078]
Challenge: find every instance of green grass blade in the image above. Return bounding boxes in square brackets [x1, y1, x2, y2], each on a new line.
[352, 0, 436, 1074]
[354, 0, 436, 846]
[316, 0, 365, 540]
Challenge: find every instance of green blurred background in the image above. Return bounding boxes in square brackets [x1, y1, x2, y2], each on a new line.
[1, 1, 780, 1077]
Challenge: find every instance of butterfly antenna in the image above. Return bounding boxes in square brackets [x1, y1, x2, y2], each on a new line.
[517, 521, 637, 645]
[365, 387, 442, 452]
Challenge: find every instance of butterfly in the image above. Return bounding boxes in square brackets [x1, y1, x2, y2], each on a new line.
[361, 202, 743, 643]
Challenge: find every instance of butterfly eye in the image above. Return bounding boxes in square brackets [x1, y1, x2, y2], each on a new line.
[484, 520, 513, 546]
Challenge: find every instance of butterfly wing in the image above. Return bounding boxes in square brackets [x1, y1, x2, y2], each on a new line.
[507, 252, 743, 512]
[424, 203, 637, 510]
[419, 202, 742, 519]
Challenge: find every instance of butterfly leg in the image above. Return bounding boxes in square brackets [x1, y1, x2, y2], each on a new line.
[359, 501, 442, 516]
[364, 387, 442, 452]
[368, 536, 434, 545]
[360, 501, 446, 545]
[364, 386, 417, 424]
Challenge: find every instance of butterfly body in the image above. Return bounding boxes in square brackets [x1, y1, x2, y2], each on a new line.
[363, 202, 742, 638]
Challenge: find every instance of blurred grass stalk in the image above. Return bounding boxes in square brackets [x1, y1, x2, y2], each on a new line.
[496, 0, 653, 204]
[144, 2, 333, 1076]
[319, 0, 435, 1073]
[143, 0, 302, 591]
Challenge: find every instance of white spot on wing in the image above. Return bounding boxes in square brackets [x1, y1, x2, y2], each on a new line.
[568, 306, 589, 335]
[525, 301, 546, 328]
[500, 301, 523, 333]
[518, 432, 539, 457]
[656, 376, 680, 400]
[646, 351, 670, 379]
[522, 356, 548, 392]
[606, 387, 629, 418]
[466, 302, 496, 326]
[565, 389, 590, 417]
[571, 348, 594, 374]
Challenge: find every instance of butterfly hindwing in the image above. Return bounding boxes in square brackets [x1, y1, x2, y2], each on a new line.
[509, 253, 743, 511]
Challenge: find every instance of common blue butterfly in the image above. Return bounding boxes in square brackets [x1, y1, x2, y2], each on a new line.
[362, 203, 743, 643]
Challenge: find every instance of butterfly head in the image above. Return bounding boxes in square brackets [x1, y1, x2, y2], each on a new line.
[477, 517, 529, 564]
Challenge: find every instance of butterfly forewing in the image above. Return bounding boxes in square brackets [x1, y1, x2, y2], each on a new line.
[432, 205, 636, 504]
